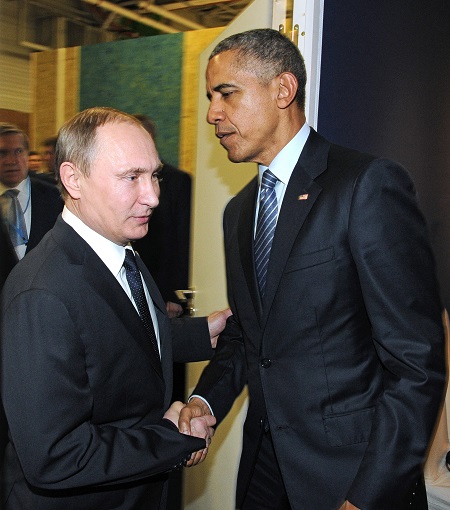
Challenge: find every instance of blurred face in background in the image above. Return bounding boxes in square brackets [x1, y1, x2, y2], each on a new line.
[28, 152, 42, 171]
[0, 133, 29, 187]
[41, 145, 56, 172]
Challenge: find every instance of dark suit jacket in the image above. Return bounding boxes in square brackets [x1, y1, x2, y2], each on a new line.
[0, 215, 15, 291]
[26, 175, 63, 254]
[133, 163, 191, 304]
[1, 217, 214, 510]
[193, 130, 446, 509]
[0, 175, 63, 497]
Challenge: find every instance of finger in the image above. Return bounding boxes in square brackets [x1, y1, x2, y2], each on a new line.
[185, 447, 208, 467]
[178, 406, 197, 434]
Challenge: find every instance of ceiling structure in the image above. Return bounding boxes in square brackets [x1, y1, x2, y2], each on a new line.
[16, 0, 253, 44]
[83, 0, 252, 34]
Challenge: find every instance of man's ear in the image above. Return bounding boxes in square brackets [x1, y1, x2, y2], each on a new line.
[59, 162, 81, 199]
[275, 72, 298, 109]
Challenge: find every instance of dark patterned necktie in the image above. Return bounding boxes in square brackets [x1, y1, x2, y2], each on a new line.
[123, 249, 160, 357]
[2, 189, 28, 247]
[254, 169, 278, 297]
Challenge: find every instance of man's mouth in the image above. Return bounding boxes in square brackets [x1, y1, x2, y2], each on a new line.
[133, 214, 151, 224]
[216, 131, 233, 143]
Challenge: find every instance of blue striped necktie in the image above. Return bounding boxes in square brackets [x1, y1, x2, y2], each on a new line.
[3, 189, 28, 247]
[254, 169, 278, 297]
[123, 249, 160, 359]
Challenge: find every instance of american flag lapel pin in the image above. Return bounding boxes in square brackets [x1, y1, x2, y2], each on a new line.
[298, 193, 309, 200]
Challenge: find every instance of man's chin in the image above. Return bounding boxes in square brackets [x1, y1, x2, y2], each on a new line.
[129, 225, 149, 242]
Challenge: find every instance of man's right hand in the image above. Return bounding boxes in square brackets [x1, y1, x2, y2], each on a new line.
[178, 397, 214, 466]
[178, 397, 212, 435]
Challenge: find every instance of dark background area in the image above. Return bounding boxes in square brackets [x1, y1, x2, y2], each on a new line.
[318, 0, 450, 310]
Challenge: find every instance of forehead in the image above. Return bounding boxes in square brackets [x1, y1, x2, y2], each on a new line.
[207, 51, 238, 79]
[0, 133, 26, 147]
[206, 50, 264, 89]
[93, 122, 159, 165]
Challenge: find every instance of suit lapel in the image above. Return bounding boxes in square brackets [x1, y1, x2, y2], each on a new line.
[54, 218, 164, 379]
[237, 178, 263, 320]
[262, 130, 330, 325]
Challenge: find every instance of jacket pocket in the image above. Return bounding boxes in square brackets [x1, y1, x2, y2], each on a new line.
[323, 406, 375, 447]
[285, 246, 334, 273]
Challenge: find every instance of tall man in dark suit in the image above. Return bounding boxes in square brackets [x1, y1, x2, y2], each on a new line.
[1, 107, 229, 510]
[132, 114, 192, 320]
[179, 29, 446, 510]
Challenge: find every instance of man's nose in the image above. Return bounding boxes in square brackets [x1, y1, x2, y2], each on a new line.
[141, 176, 160, 208]
[206, 101, 225, 125]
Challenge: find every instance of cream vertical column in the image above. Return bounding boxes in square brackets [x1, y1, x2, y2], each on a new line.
[185, 1, 270, 510]
[186, 1, 324, 508]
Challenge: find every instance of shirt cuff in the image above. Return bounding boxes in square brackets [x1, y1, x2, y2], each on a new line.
[188, 394, 214, 416]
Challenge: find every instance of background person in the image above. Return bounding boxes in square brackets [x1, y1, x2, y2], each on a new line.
[0, 123, 62, 264]
[39, 135, 58, 177]
[132, 114, 192, 320]
[27, 150, 42, 172]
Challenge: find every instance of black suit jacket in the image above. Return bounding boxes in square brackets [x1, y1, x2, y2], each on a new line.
[1, 217, 214, 510]
[133, 163, 191, 304]
[193, 130, 446, 509]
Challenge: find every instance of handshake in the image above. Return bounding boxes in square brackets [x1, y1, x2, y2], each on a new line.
[164, 397, 216, 467]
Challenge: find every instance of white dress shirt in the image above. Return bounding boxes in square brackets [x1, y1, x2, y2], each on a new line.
[255, 123, 310, 235]
[62, 206, 161, 355]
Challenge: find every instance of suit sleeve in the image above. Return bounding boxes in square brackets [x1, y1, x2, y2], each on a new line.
[192, 314, 247, 424]
[190, 206, 248, 424]
[345, 159, 446, 508]
[1, 289, 206, 491]
[170, 316, 214, 362]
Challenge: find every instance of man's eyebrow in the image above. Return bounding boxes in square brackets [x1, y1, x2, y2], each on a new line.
[206, 83, 236, 100]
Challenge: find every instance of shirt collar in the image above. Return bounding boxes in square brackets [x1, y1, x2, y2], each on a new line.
[258, 123, 310, 185]
[62, 206, 128, 278]
[0, 175, 30, 196]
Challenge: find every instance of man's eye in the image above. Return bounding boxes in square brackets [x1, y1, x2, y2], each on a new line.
[153, 172, 162, 182]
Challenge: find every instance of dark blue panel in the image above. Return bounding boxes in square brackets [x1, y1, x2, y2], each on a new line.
[318, 0, 450, 308]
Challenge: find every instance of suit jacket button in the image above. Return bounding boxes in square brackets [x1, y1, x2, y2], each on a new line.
[261, 358, 271, 368]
